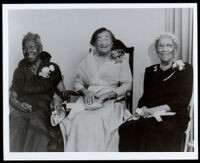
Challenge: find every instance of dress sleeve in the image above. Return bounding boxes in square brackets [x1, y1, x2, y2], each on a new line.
[166, 64, 193, 114]
[137, 67, 149, 108]
[114, 59, 133, 97]
[73, 66, 86, 92]
[51, 63, 63, 87]
[10, 68, 25, 95]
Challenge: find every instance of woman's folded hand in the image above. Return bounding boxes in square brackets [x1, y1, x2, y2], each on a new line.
[10, 91, 32, 112]
[81, 89, 96, 104]
[51, 94, 63, 114]
[17, 102, 32, 113]
[54, 103, 63, 115]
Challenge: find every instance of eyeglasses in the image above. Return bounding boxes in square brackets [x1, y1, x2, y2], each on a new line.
[23, 45, 37, 51]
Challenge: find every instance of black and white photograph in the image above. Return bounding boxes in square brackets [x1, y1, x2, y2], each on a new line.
[3, 3, 198, 160]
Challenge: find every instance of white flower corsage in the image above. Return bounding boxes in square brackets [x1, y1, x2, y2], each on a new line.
[38, 65, 55, 78]
[111, 49, 125, 63]
[172, 60, 185, 71]
[162, 60, 185, 81]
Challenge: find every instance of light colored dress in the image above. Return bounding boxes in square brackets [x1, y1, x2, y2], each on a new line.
[59, 51, 132, 152]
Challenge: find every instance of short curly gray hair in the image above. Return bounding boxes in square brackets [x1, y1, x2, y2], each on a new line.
[155, 33, 179, 53]
[22, 32, 43, 53]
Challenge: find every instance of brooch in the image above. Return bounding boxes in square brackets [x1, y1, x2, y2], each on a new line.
[154, 65, 157, 72]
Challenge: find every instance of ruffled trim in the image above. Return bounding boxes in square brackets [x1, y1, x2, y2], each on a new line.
[18, 51, 52, 69]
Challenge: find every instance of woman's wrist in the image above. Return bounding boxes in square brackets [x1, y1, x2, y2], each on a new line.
[110, 91, 117, 99]
[15, 100, 22, 109]
[80, 88, 89, 95]
[10, 96, 21, 109]
[53, 94, 62, 104]
[10, 90, 20, 108]
[105, 91, 117, 101]
[13, 99, 24, 111]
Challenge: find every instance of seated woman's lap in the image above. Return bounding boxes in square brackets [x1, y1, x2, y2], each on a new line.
[10, 110, 63, 151]
[120, 115, 182, 132]
[64, 101, 125, 151]
[72, 106, 113, 130]
[74, 101, 124, 123]
[119, 116, 185, 152]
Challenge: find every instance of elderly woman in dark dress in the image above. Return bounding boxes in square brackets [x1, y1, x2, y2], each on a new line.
[119, 33, 193, 152]
[9, 32, 66, 152]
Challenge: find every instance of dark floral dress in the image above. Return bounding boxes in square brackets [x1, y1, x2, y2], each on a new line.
[119, 63, 193, 152]
[9, 53, 64, 152]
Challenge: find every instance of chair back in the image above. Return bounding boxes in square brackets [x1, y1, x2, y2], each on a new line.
[184, 96, 194, 152]
[113, 39, 134, 113]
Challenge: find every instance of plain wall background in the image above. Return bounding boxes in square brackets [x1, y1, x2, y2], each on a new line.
[8, 8, 165, 111]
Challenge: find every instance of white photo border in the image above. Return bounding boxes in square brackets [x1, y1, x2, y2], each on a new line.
[3, 3, 198, 160]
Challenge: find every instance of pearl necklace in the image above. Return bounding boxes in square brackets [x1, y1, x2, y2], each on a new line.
[159, 63, 172, 71]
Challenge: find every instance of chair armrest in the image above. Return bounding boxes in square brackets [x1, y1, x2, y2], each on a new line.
[125, 91, 132, 113]
[61, 90, 83, 102]
[65, 90, 83, 96]
[126, 91, 132, 99]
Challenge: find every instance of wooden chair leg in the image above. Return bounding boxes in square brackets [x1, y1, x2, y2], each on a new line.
[184, 122, 190, 152]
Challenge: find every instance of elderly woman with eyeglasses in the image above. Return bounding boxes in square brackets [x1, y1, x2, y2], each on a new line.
[9, 32, 67, 152]
[119, 33, 193, 152]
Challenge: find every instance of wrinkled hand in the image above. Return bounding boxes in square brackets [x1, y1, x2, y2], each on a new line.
[10, 90, 32, 112]
[51, 97, 63, 115]
[17, 102, 32, 113]
[54, 102, 63, 114]
[83, 89, 96, 104]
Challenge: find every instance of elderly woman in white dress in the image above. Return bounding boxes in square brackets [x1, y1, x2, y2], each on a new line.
[58, 27, 132, 152]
